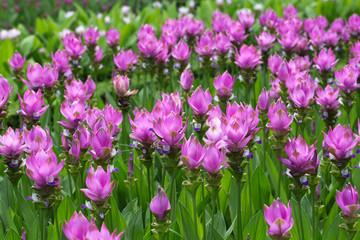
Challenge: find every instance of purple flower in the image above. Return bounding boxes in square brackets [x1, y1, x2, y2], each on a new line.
[313, 48, 338, 73]
[106, 28, 120, 47]
[259, 9, 278, 29]
[137, 34, 163, 58]
[215, 33, 232, 55]
[51, 50, 70, 73]
[213, 71, 234, 97]
[202, 143, 226, 174]
[113, 75, 138, 98]
[234, 44, 261, 70]
[238, 9, 255, 29]
[181, 135, 205, 169]
[8, 51, 26, 72]
[113, 49, 137, 72]
[0, 75, 13, 116]
[226, 21, 248, 46]
[187, 86, 212, 117]
[94, 46, 105, 63]
[58, 99, 88, 129]
[26, 148, 65, 187]
[336, 183, 360, 217]
[264, 199, 294, 239]
[0, 127, 26, 159]
[63, 212, 90, 240]
[150, 187, 171, 220]
[268, 53, 282, 75]
[24, 126, 53, 153]
[288, 81, 317, 108]
[83, 26, 99, 47]
[65, 78, 95, 102]
[89, 127, 114, 161]
[256, 31, 276, 52]
[129, 109, 157, 146]
[17, 89, 49, 120]
[278, 31, 299, 51]
[334, 64, 360, 94]
[81, 165, 115, 205]
[63, 34, 86, 59]
[195, 31, 215, 58]
[267, 99, 293, 133]
[258, 88, 270, 111]
[179, 69, 194, 91]
[315, 85, 339, 110]
[171, 39, 192, 63]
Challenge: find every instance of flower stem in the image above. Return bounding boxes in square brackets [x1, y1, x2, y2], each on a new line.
[147, 166, 152, 228]
[311, 191, 316, 240]
[54, 207, 61, 240]
[210, 194, 216, 240]
[236, 177, 242, 240]
[202, 182, 206, 240]
[297, 198, 305, 240]
[190, 190, 199, 239]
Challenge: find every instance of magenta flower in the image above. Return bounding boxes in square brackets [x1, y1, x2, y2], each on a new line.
[187, 86, 212, 117]
[323, 124, 358, 162]
[63, 211, 90, 240]
[113, 49, 137, 72]
[58, 99, 88, 129]
[336, 183, 360, 217]
[137, 34, 162, 58]
[74, 124, 91, 149]
[0, 75, 13, 116]
[81, 165, 115, 205]
[348, 14, 360, 34]
[213, 71, 234, 97]
[26, 148, 65, 187]
[85, 222, 123, 240]
[51, 50, 70, 73]
[204, 117, 225, 145]
[113, 75, 138, 98]
[42, 64, 59, 88]
[94, 46, 105, 63]
[256, 32, 276, 52]
[63, 35, 86, 59]
[309, 26, 325, 48]
[203, 143, 226, 174]
[259, 9, 278, 29]
[234, 44, 261, 70]
[65, 78, 95, 102]
[17, 89, 48, 120]
[83, 26, 99, 47]
[313, 48, 338, 73]
[69, 138, 80, 163]
[151, 92, 183, 119]
[277, 31, 299, 51]
[129, 109, 157, 146]
[138, 24, 155, 40]
[181, 135, 205, 169]
[153, 112, 187, 149]
[89, 127, 114, 161]
[150, 187, 171, 220]
[183, 17, 205, 38]
[278, 135, 318, 174]
[264, 199, 294, 239]
[226, 21, 248, 46]
[195, 31, 215, 58]
[315, 85, 339, 110]
[171, 39, 192, 63]
[289, 81, 317, 108]
[106, 28, 120, 47]
[238, 9, 255, 29]
[22, 63, 44, 90]
[179, 69, 194, 91]
[267, 99, 293, 133]
[8, 51, 26, 72]
[24, 126, 53, 153]
[258, 88, 270, 111]
[268, 53, 282, 75]
[334, 65, 360, 94]
[215, 33, 232, 55]
[0, 127, 26, 160]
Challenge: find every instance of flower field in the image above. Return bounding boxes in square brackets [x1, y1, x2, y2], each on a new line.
[2, 0, 360, 239]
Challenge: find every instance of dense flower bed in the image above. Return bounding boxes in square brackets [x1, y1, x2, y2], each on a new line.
[2, 1, 360, 240]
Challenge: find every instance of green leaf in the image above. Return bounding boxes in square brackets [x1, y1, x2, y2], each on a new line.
[179, 202, 199, 240]
[104, 197, 127, 233]
[0, 200, 19, 235]
[56, 196, 76, 227]
[323, 215, 347, 240]
[124, 208, 143, 240]
[243, 211, 267, 240]
[251, 167, 271, 212]
[19, 35, 35, 56]
[4, 229, 20, 240]
[290, 198, 312, 240]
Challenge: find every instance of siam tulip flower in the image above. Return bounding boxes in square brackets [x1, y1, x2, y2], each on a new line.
[315, 85, 340, 110]
[94, 46, 105, 63]
[137, 34, 163, 59]
[181, 135, 205, 169]
[8, 51, 26, 72]
[283, 4, 297, 19]
[238, 9, 255, 30]
[351, 41, 360, 59]
[324, 30, 340, 48]
[113, 75, 138, 99]
[26, 148, 65, 188]
[258, 88, 270, 111]
[102, 105, 123, 134]
[268, 53, 282, 75]
[264, 199, 294, 239]
[81, 165, 115, 205]
[63, 211, 90, 240]
[234, 44, 262, 71]
[179, 69, 194, 91]
[183, 17, 205, 39]
[214, 33, 232, 56]
[150, 187, 171, 220]
[113, 49, 137, 73]
[212, 10, 231, 33]
[336, 183, 360, 217]
[74, 124, 91, 149]
[22, 63, 44, 90]
[42, 64, 59, 88]
[195, 31, 215, 58]
[213, 71, 234, 99]
[316, 15, 328, 29]
[187, 86, 212, 118]
[294, 56, 311, 72]
[204, 117, 225, 145]
[58, 99, 88, 129]
[153, 112, 187, 150]
[267, 99, 293, 136]
[0, 75, 13, 116]
[278, 135, 318, 175]
[171, 39, 192, 64]
[256, 32, 276, 52]
[161, 31, 177, 48]
[330, 18, 344, 33]
[68, 139, 80, 163]
[85, 222, 124, 240]
[89, 126, 115, 162]
[226, 21, 248, 46]
[277, 31, 299, 52]
[137, 24, 155, 40]
[323, 124, 358, 165]
[288, 81, 316, 109]
[106, 28, 120, 47]
[155, 92, 183, 118]
[65, 78, 95, 102]
[202, 143, 226, 174]
[296, 36, 309, 55]
[17, 89, 49, 121]
[313, 48, 338, 73]
[51, 50, 70, 74]
[63, 34, 86, 59]
[309, 26, 325, 48]
[0, 127, 26, 160]
[130, 109, 157, 146]
[83, 26, 100, 47]
[24, 126, 53, 153]
[334, 65, 360, 94]
[225, 102, 260, 136]
[348, 14, 360, 35]
[259, 9, 278, 29]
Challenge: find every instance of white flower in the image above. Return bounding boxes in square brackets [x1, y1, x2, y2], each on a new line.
[59, 29, 71, 38]
[253, 3, 264, 12]
[65, 11, 75, 19]
[7, 29, 21, 39]
[97, 13, 103, 19]
[75, 25, 85, 34]
[152, 1, 162, 8]
[0, 30, 8, 40]
[189, 0, 195, 8]
[122, 5, 131, 16]
[104, 16, 111, 24]
[178, 7, 189, 17]
[216, 0, 224, 6]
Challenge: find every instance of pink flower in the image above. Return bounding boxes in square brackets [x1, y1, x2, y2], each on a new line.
[277, 31, 299, 51]
[256, 31, 276, 52]
[85, 222, 123, 240]
[288, 81, 317, 108]
[89, 127, 114, 161]
[264, 199, 294, 239]
[171, 39, 191, 63]
[83, 26, 99, 47]
[106, 28, 120, 47]
[94, 46, 105, 62]
[334, 64, 360, 94]
[129, 109, 157, 146]
[213, 71, 234, 97]
[257, 88, 270, 111]
[267, 99, 293, 133]
[17, 89, 49, 120]
[24, 126, 53, 153]
[113, 49, 137, 72]
[51, 50, 70, 73]
[65, 78, 95, 102]
[58, 99, 88, 129]
[26, 148, 65, 187]
[81, 165, 115, 205]
[179, 69, 194, 91]
[268, 53, 282, 75]
[215, 33, 232, 55]
[63, 34, 86, 59]
[336, 183, 360, 217]
[315, 85, 339, 110]
[137, 34, 163, 58]
[0, 75, 13, 116]
[181, 135, 205, 169]
[195, 31, 215, 57]
[238, 9, 255, 29]
[187, 86, 212, 117]
[203, 143, 226, 174]
[0, 127, 26, 159]
[150, 187, 171, 220]
[113, 75, 138, 98]
[259, 9, 278, 29]
[313, 48, 338, 73]
[226, 21, 248, 46]
[8, 52, 26, 72]
[63, 212, 90, 240]
[234, 44, 261, 70]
